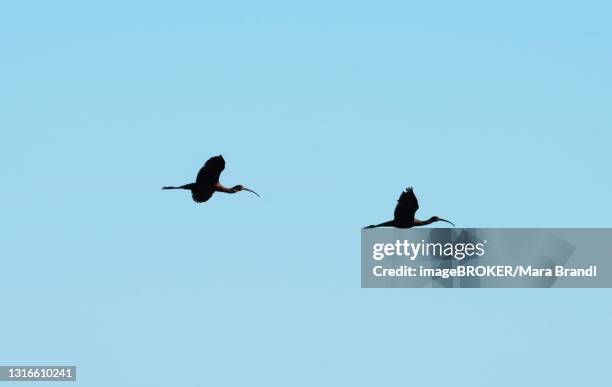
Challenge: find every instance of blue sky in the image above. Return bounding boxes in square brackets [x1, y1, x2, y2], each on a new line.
[1, 1, 611, 386]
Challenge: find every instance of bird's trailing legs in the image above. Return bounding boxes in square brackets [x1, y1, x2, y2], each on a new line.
[161, 184, 194, 190]
[364, 221, 394, 229]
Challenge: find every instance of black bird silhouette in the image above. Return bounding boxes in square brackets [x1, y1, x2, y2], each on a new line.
[364, 187, 454, 229]
[162, 155, 260, 203]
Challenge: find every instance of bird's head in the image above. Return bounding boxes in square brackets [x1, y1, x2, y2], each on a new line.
[231, 185, 261, 197]
[430, 216, 455, 227]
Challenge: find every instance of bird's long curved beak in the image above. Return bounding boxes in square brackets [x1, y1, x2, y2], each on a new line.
[438, 218, 455, 227]
[242, 187, 260, 197]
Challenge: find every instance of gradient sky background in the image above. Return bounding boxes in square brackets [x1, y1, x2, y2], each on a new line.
[1, 1, 611, 386]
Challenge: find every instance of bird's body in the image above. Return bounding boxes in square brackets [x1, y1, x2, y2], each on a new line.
[162, 155, 260, 203]
[364, 187, 454, 229]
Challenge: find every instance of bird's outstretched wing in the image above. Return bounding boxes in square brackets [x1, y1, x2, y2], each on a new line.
[196, 155, 225, 184]
[394, 187, 419, 223]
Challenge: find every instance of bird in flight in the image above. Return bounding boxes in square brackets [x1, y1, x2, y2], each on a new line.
[364, 187, 454, 229]
[162, 155, 260, 203]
